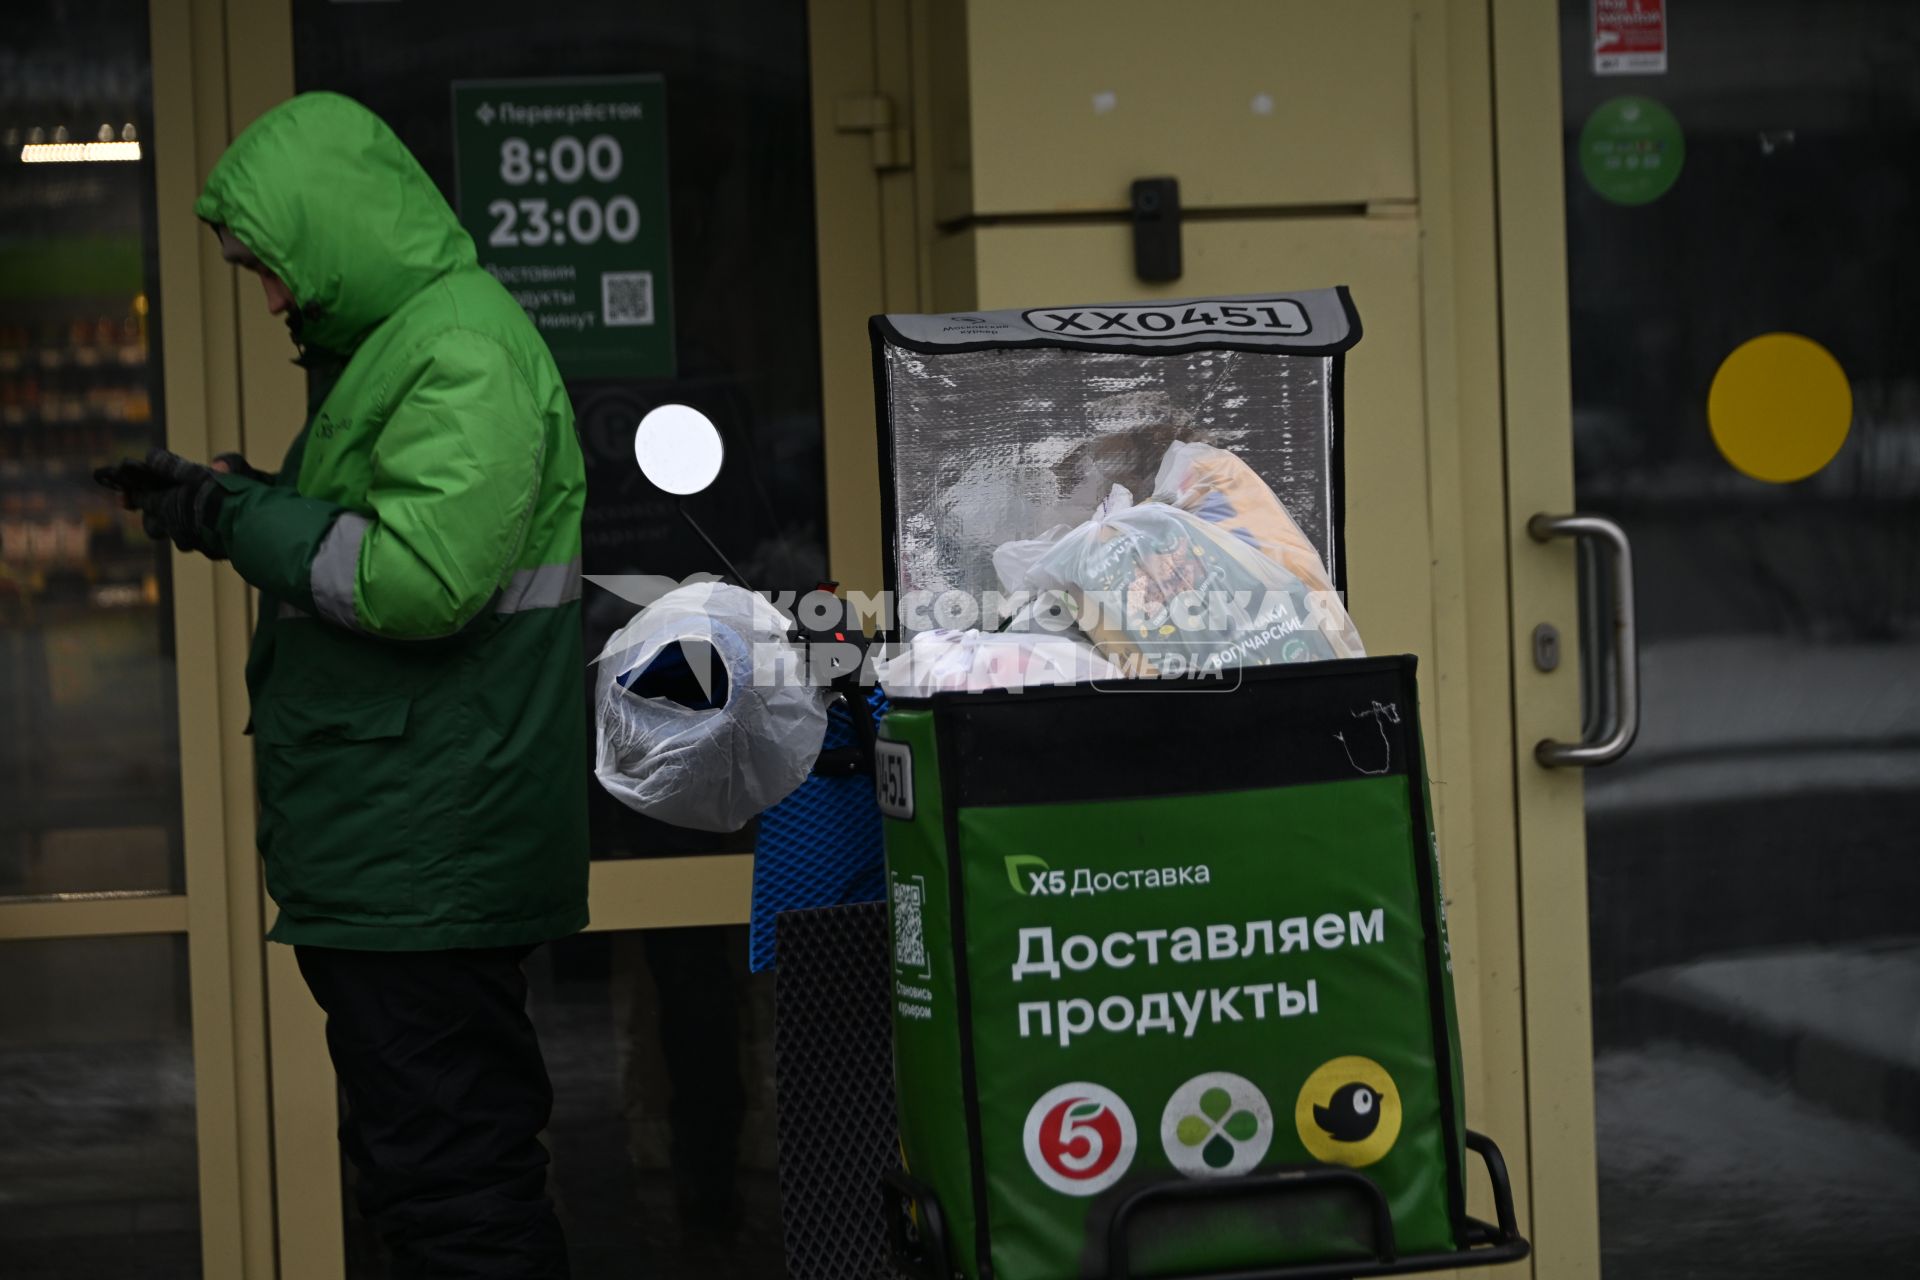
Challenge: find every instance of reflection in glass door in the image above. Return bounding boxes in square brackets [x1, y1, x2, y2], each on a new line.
[1, 2, 184, 896]
[292, 0, 828, 865]
[287, 1, 827, 1274]
[0, 4, 201, 1278]
[1558, 2, 1920, 1276]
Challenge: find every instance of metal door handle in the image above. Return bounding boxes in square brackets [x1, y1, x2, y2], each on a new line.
[1527, 513, 1639, 767]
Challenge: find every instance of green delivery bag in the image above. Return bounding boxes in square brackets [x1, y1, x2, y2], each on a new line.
[879, 658, 1469, 1278]
[868, 292, 1522, 1279]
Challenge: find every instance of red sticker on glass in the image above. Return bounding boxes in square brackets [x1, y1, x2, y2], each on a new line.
[1593, 0, 1667, 76]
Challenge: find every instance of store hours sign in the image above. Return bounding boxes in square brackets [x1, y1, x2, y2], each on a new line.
[452, 76, 675, 378]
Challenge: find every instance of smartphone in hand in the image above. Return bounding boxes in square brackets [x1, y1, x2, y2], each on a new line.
[94, 458, 174, 509]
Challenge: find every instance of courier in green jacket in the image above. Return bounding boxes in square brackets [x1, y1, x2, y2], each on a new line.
[124, 92, 586, 1278]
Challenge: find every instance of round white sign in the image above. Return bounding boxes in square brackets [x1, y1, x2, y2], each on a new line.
[633, 403, 724, 495]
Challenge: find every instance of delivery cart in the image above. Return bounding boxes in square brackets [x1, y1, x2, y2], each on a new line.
[864, 290, 1528, 1280]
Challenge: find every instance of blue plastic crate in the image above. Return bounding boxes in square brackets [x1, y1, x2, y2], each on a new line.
[749, 687, 889, 971]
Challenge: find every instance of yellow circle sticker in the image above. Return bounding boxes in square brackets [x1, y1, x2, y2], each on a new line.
[1295, 1056, 1402, 1168]
[1708, 333, 1853, 484]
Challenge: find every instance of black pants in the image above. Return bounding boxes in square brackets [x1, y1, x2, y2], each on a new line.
[296, 945, 570, 1279]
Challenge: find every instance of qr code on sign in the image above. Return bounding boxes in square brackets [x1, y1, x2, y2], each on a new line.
[892, 879, 927, 970]
[601, 271, 654, 326]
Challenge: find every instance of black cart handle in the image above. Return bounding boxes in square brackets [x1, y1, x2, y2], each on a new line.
[1465, 1130, 1522, 1244]
[1107, 1165, 1395, 1280]
[1100, 1130, 1529, 1280]
[883, 1130, 1529, 1280]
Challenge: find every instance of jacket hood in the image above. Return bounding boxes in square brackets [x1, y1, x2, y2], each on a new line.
[195, 92, 475, 355]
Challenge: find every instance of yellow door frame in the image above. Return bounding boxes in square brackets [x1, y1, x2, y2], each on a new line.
[0, 2, 282, 1277]
[896, 5, 1585, 1275]
[1488, 1, 1600, 1277]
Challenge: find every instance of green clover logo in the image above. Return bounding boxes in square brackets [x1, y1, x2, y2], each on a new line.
[1175, 1087, 1261, 1170]
[1160, 1072, 1273, 1178]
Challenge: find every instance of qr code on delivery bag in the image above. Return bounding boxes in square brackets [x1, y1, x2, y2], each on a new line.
[892, 879, 927, 971]
[601, 271, 655, 326]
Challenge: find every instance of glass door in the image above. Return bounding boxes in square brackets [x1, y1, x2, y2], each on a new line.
[255, 1, 900, 1275]
[0, 2, 216, 1277]
[1556, 2, 1920, 1275]
[1, 8, 181, 897]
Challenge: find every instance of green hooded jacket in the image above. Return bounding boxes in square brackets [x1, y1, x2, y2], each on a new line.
[195, 93, 589, 950]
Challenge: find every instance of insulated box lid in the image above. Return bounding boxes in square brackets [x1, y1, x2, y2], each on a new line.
[870, 288, 1361, 636]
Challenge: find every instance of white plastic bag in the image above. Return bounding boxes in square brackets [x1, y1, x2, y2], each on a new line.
[875, 628, 1123, 697]
[990, 493, 1126, 633]
[990, 520, 1078, 612]
[593, 582, 828, 832]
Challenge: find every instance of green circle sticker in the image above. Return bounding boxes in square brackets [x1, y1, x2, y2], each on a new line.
[1579, 96, 1684, 205]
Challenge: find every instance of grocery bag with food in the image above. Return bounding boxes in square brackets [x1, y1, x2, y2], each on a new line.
[1153, 439, 1347, 604]
[994, 443, 1363, 675]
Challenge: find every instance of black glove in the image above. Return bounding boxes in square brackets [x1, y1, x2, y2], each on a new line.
[95, 456, 175, 509]
[133, 448, 229, 560]
[212, 452, 272, 484]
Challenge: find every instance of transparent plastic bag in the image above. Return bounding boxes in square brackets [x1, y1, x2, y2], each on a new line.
[996, 461, 1364, 676]
[593, 582, 828, 832]
[990, 521, 1076, 614]
[875, 627, 1123, 697]
[991, 494, 1124, 634]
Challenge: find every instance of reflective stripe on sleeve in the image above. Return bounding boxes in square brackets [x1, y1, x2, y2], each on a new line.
[294, 535, 577, 630]
[309, 512, 371, 631]
[495, 558, 583, 614]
